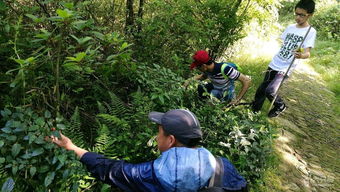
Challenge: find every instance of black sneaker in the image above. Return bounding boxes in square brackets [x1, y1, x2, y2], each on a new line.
[268, 104, 286, 118]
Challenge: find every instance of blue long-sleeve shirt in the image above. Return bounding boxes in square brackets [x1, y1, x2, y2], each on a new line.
[80, 147, 247, 192]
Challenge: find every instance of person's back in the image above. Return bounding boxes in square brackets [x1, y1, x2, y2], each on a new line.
[50, 109, 248, 191]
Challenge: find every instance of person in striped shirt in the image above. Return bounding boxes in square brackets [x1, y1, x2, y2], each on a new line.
[184, 50, 251, 106]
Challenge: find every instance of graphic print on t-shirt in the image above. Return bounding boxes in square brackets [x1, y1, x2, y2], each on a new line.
[278, 33, 303, 61]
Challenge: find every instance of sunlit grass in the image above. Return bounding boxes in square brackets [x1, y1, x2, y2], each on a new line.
[309, 40, 340, 113]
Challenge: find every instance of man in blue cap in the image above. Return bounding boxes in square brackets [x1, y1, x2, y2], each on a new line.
[50, 109, 248, 192]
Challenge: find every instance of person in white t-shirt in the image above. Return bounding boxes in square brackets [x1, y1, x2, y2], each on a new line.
[252, 0, 317, 117]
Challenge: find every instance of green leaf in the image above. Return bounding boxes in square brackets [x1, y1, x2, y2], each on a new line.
[56, 123, 66, 130]
[7, 135, 17, 141]
[56, 9, 72, 19]
[21, 153, 32, 159]
[28, 134, 37, 144]
[34, 136, 45, 144]
[44, 171, 55, 187]
[120, 42, 131, 51]
[57, 154, 67, 164]
[11, 143, 21, 157]
[12, 165, 18, 175]
[31, 148, 44, 157]
[0, 157, 5, 164]
[1, 108, 12, 117]
[29, 125, 39, 131]
[92, 31, 104, 40]
[35, 117, 45, 126]
[38, 165, 49, 173]
[25, 14, 43, 22]
[63, 63, 82, 71]
[44, 111, 51, 118]
[1, 127, 12, 133]
[0, 140, 4, 147]
[30, 167, 37, 177]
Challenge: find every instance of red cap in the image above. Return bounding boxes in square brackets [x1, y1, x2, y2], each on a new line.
[190, 50, 211, 70]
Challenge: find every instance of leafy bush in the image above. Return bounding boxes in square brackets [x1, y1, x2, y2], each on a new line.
[0, 107, 85, 191]
[312, 5, 339, 40]
[188, 103, 275, 183]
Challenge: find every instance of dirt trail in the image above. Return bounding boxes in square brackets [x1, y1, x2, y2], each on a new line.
[270, 63, 340, 191]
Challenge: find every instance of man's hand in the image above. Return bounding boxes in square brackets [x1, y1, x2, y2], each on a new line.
[47, 129, 88, 158]
[50, 132, 75, 151]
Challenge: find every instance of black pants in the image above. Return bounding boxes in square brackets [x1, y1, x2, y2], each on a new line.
[252, 68, 286, 112]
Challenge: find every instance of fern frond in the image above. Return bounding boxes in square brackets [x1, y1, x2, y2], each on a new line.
[97, 101, 107, 114]
[64, 107, 87, 148]
[97, 114, 130, 133]
[93, 124, 114, 155]
[107, 92, 129, 118]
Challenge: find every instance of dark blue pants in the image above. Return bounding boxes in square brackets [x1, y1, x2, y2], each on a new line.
[252, 68, 286, 112]
[198, 82, 234, 102]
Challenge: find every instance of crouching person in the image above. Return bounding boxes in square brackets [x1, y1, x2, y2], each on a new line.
[49, 109, 248, 192]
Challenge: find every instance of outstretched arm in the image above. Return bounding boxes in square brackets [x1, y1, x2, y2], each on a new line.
[50, 132, 88, 158]
[230, 73, 251, 105]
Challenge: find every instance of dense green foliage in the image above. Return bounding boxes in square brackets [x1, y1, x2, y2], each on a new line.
[0, 0, 296, 191]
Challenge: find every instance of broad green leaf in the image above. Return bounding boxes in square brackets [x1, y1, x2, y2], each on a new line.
[11, 143, 21, 157]
[13, 58, 25, 65]
[1, 127, 12, 133]
[30, 166, 37, 177]
[92, 31, 104, 40]
[75, 52, 86, 61]
[0, 157, 5, 164]
[35, 117, 45, 126]
[12, 165, 18, 175]
[39, 165, 49, 173]
[63, 63, 82, 71]
[31, 148, 44, 157]
[0, 140, 4, 147]
[28, 134, 37, 144]
[29, 125, 39, 131]
[56, 123, 66, 130]
[21, 153, 32, 159]
[159, 96, 164, 104]
[44, 171, 55, 187]
[44, 111, 51, 118]
[25, 14, 43, 22]
[62, 2, 74, 9]
[1, 177, 15, 192]
[57, 154, 67, 164]
[7, 135, 17, 141]
[56, 9, 72, 19]
[120, 42, 131, 51]
[34, 136, 45, 144]
[1, 108, 12, 117]
[78, 37, 92, 45]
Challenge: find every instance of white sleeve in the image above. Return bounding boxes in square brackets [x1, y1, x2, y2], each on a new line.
[303, 27, 317, 49]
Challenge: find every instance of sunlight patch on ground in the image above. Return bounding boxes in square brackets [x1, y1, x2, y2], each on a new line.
[293, 62, 321, 78]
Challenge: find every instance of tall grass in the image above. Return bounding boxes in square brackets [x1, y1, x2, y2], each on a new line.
[309, 40, 340, 113]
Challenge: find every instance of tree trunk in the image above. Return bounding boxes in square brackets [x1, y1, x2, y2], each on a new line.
[137, 0, 144, 33]
[125, 0, 134, 34]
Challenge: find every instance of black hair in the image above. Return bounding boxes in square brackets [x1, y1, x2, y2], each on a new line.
[205, 60, 214, 65]
[295, 0, 315, 14]
[163, 129, 202, 147]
